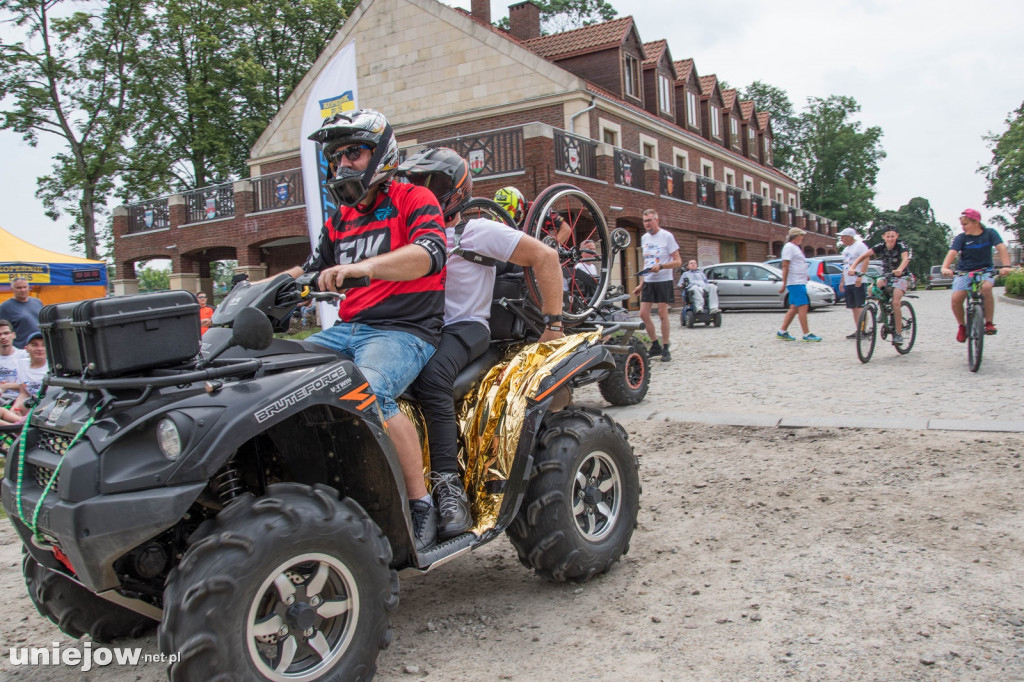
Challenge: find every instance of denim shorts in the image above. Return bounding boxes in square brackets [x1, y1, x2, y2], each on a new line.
[307, 323, 435, 421]
[786, 284, 809, 307]
[952, 272, 994, 291]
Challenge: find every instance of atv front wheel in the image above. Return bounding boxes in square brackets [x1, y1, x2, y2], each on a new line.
[160, 483, 398, 681]
[508, 407, 639, 582]
[23, 552, 157, 643]
[597, 338, 650, 406]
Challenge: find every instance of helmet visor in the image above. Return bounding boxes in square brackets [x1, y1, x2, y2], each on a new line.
[405, 172, 453, 200]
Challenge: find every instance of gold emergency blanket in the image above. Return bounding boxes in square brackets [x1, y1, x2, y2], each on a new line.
[454, 332, 599, 535]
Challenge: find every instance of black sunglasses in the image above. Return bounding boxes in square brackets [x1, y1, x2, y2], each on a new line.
[329, 144, 372, 163]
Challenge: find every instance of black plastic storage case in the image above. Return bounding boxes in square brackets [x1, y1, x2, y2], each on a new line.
[39, 291, 201, 378]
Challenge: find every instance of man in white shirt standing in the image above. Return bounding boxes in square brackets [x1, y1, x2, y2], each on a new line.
[776, 228, 822, 342]
[838, 227, 869, 339]
[0, 319, 27, 407]
[632, 209, 681, 362]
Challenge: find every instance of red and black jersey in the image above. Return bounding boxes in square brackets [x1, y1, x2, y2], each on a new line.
[303, 182, 447, 345]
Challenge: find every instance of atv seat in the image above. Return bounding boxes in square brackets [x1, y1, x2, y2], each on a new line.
[452, 346, 503, 402]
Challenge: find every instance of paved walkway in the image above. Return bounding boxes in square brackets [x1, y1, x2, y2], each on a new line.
[576, 288, 1024, 433]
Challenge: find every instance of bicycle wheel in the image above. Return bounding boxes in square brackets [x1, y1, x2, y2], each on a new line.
[523, 184, 612, 324]
[460, 197, 516, 228]
[967, 301, 984, 372]
[894, 300, 916, 355]
[856, 303, 877, 363]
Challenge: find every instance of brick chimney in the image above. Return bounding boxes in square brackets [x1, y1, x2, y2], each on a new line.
[508, 1, 541, 41]
[471, 0, 490, 26]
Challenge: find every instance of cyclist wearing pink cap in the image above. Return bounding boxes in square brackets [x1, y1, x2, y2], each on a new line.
[941, 208, 1012, 341]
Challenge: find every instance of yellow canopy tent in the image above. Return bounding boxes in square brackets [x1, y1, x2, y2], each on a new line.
[0, 226, 109, 305]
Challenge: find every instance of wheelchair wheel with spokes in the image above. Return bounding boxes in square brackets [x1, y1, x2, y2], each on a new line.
[522, 184, 612, 325]
[460, 197, 517, 228]
[856, 303, 878, 363]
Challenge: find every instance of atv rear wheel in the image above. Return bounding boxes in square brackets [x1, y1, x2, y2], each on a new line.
[507, 407, 639, 582]
[22, 552, 156, 643]
[597, 337, 649, 406]
[160, 484, 398, 681]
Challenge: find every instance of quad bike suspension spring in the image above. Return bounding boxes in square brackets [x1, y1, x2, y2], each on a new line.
[215, 459, 245, 504]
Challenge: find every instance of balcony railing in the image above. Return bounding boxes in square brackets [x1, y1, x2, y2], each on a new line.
[425, 128, 525, 177]
[127, 198, 170, 234]
[184, 181, 235, 223]
[252, 168, 304, 213]
[725, 186, 742, 213]
[659, 163, 685, 200]
[554, 130, 597, 179]
[696, 176, 715, 207]
[614, 149, 645, 190]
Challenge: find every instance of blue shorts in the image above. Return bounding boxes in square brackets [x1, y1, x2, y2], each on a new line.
[308, 323, 435, 421]
[786, 284, 809, 307]
[952, 272, 994, 291]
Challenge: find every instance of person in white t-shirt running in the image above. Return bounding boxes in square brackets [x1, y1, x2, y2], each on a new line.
[776, 228, 821, 342]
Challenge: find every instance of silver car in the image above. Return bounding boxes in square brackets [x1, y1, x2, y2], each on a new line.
[702, 262, 835, 310]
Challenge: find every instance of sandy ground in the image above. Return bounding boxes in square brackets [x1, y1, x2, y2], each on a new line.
[1, 290, 1022, 681]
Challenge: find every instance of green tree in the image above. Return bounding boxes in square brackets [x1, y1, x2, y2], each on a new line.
[981, 100, 1024, 245]
[865, 198, 952, 280]
[793, 95, 885, 230]
[495, 0, 617, 34]
[135, 263, 170, 291]
[739, 81, 798, 175]
[0, 0, 147, 259]
[119, 0, 350, 200]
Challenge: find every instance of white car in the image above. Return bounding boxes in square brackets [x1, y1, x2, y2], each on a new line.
[701, 262, 836, 310]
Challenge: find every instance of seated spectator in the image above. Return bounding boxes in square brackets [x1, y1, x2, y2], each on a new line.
[677, 259, 720, 312]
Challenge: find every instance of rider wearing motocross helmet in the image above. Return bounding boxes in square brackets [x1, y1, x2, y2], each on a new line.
[401, 150, 565, 541]
[397, 147, 473, 221]
[291, 109, 448, 552]
[308, 109, 400, 208]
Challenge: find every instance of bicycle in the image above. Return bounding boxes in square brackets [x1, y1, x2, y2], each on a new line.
[955, 268, 996, 372]
[856, 274, 917, 363]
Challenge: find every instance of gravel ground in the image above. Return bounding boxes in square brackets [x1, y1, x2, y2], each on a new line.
[1, 289, 1021, 681]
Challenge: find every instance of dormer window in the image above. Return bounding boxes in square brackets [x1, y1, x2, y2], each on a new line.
[658, 74, 672, 113]
[731, 118, 738, 138]
[686, 91, 698, 128]
[624, 54, 640, 98]
[710, 105, 720, 138]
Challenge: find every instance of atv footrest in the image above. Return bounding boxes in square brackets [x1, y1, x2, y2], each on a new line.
[414, 531, 476, 569]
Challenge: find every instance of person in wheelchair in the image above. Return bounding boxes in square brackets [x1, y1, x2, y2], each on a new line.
[677, 259, 720, 314]
[402, 148, 565, 544]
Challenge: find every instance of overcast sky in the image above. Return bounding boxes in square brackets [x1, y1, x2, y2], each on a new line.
[2, 0, 1022, 257]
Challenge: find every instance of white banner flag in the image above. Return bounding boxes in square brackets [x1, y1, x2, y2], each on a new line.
[300, 41, 358, 328]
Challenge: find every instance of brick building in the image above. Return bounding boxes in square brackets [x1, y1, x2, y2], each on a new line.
[111, 0, 838, 302]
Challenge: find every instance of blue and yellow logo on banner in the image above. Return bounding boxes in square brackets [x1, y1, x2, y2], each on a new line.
[0, 263, 51, 284]
[319, 91, 355, 119]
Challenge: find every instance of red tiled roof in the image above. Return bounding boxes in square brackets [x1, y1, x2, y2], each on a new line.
[739, 100, 755, 121]
[642, 39, 667, 68]
[584, 82, 795, 184]
[673, 59, 695, 83]
[699, 75, 718, 96]
[757, 112, 771, 131]
[721, 88, 737, 109]
[522, 16, 635, 60]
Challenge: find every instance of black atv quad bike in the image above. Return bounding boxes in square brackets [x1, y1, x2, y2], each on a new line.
[2, 261, 640, 679]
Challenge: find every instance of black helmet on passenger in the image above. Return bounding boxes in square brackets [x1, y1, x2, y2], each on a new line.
[395, 147, 472, 221]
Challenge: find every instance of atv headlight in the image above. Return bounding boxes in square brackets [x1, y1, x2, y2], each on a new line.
[157, 418, 182, 461]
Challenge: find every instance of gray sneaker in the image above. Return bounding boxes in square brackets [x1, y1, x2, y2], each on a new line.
[409, 499, 438, 551]
[893, 333, 903, 345]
